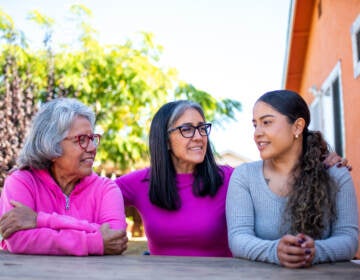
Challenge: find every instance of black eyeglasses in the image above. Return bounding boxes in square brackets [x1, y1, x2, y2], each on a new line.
[64, 134, 101, 150]
[168, 123, 212, 138]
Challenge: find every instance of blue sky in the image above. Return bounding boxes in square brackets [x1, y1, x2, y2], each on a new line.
[0, 0, 291, 161]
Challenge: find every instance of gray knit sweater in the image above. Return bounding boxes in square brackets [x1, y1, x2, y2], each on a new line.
[226, 160, 359, 264]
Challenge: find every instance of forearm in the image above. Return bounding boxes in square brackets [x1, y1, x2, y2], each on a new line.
[37, 212, 100, 232]
[314, 230, 359, 263]
[3, 227, 104, 256]
[229, 232, 280, 264]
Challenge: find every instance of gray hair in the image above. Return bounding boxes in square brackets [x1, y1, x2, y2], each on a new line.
[167, 100, 206, 130]
[17, 98, 95, 170]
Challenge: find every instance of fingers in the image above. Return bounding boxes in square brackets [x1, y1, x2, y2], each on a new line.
[101, 224, 129, 255]
[0, 204, 37, 239]
[295, 233, 315, 266]
[0, 214, 17, 239]
[1, 226, 15, 239]
[322, 153, 352, 171]
[10, 200, 26, 208]
[277, 234, 315, 268]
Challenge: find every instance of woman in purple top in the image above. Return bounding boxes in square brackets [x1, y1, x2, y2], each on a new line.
[116, 100, 233, 257]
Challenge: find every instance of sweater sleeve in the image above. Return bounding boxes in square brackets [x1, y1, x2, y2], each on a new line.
[226, 164, 281, 264]
[313, 167, 359, 263]
[37, 181, 126, 231]
[0, 173, 125, 256]
[3, 227, 103, 256]
[114, 171, 142, 207]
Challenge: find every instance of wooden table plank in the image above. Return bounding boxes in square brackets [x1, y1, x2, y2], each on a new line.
[0, 251, 358, 279]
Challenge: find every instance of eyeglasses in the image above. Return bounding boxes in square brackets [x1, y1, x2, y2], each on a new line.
[64, 134, 101, 150]
[168, 123, 212, 138]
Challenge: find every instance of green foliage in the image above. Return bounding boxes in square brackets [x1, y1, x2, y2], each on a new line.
[0, 6, 241, 177]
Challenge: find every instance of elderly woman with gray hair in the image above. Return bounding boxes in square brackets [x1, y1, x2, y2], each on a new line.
[0, 98, 128, 256]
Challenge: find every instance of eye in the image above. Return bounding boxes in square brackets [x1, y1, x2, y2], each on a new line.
[78, 135, 87, 144]
[199, 125, 207, 132]
[180, 126, 193, 133]
[263, 119, 272, 126]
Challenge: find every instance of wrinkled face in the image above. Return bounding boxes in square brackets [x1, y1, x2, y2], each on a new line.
[168, 108, 208, 174]
[252, 101, 298, 160]
[52, 116, 97, 180]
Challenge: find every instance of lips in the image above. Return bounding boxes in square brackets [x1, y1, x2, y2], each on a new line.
[256, 141, 269, 151]
[82, 157, 95, 165]
[189, 146, 203, 151]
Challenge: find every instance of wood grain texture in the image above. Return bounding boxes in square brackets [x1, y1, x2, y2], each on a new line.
[0, 250, 358, 279]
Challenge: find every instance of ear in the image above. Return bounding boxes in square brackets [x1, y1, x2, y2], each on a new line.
[293, 117, 306, 138]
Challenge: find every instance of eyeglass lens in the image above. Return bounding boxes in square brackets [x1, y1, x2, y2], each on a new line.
[180, 124, 210, 138]
[78, 134, 100, 149]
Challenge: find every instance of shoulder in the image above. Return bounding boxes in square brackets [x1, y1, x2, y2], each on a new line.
[5, 168, 43, 187]
[218, 165, 234, 177]
[82, 172, 119, 192]
[233, 160, 262, 175]
[114, 167, 150, 186]
[2, 169, 45, 199]
[327, 165, 354, 188]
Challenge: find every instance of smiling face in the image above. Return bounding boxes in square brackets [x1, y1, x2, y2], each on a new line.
[51, 116, 97, 185]
[252, 101, 303, 161]
[168, 108, 208, 174]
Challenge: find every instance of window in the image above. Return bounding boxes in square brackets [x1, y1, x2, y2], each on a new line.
[351, 15, 360, 78]
[309, 62, 345, 156]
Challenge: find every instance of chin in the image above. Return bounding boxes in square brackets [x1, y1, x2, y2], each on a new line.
[259, 151, 271, 160]
[81, 168, 93, 177]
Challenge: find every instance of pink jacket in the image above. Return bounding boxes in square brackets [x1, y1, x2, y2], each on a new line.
[0, 169, 126, 256]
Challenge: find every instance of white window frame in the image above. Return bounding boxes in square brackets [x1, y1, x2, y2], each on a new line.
[309, 62, 345, 156]
[351, 14, 360, 78]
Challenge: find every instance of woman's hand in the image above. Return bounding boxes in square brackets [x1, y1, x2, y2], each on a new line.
[323, 152, 352, 171]
[295, 233, 315, 267]
[0, 200, 37, 239]
[100, 223, 128, 255]
[277, 234, 315, 268]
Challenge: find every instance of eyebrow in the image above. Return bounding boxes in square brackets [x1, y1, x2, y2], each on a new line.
[178, 121, 205, 126]
[252, 114, 275, 122]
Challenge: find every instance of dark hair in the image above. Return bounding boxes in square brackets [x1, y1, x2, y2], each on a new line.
[149, 100, 224, 210]
[257, 90, 337, 238]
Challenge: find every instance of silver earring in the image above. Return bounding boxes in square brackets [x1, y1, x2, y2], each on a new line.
[295, 134, 299, 139]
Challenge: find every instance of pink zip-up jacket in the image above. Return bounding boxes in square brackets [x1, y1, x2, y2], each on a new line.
[0, 168, 126, 256]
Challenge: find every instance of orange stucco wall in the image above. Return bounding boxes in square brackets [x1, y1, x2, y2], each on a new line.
[296, 0, 360, 257]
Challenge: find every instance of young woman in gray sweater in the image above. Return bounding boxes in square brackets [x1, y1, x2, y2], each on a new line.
[226, 90, 358, 268]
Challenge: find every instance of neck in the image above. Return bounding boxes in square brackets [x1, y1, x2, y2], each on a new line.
[49, 166, 78, 196]
[267, 142, 303, 175]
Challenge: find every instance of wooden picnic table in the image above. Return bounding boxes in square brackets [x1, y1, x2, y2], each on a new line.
[0, 250, 359, 279]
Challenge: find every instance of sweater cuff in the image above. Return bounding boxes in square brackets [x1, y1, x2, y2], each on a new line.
[272, 239, 281, 264]
[87, 230, 104, 255]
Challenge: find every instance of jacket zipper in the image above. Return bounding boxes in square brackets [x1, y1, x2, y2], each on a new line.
[64, 194, 70, 210]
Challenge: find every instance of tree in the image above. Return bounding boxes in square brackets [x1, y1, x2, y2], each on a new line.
[0, 5, 241, 188]
[0, 10, 39, 188]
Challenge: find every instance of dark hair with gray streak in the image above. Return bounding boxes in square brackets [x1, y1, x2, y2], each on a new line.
[149, 100, 224, 210]
[17, 98, 95, 170]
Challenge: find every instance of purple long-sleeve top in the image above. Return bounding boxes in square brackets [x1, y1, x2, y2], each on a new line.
[115, 165, 233, 257]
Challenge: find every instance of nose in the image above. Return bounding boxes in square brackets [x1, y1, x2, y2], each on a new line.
[253, 125, 263, 138]
[192, 128, 203, 139]
[86, 139, 97, 152]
